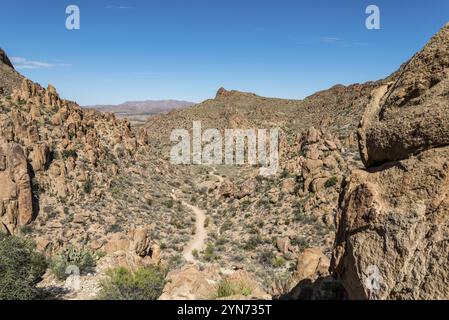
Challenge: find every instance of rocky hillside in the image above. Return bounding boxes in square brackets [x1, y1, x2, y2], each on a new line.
[332, 23, 449, 299]
[1, 44, 384, 299]
[2, 22, 448, 300]
[0, 51, 204, 298]
[146, 83, 382, 145]
[143, 81, 387, 297]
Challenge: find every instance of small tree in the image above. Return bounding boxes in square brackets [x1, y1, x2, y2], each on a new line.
[0, 233, 47, 300]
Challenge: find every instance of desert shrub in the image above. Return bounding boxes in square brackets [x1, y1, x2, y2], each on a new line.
[293, 208, 316, 224]
[20, 225, 33, 235]
[83, 179, 93, 194]
[0, 233, 47, 300]
[324, 176, 338, 189]
[280, 169, 290, 179]
[216, 237, 228, 246]
[168, 254, 183, 270]
[164, 198, 174, 208]
[50, 246, 96, 280]
[291, 236, 310, 251]
[215, 279, 252, 299]
[244, 234, 263, 251]
[97, 266, 167, 300]
[203, 244, 216, 262]
[272, 256, 286, 268]
[106, 223, 123, 234]
[221, 220, 233, 232]
[259, 249, 275, 267]
[61, 149, 77, 160]
[204, 217, 210, 228]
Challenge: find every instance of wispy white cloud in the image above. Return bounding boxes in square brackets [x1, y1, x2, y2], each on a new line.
[11, 57, 71, 70]
[319, 37, 341, 44]
[105, 5, 132, 9]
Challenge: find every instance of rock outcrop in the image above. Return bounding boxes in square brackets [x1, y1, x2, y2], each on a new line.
[359, 23, 449, 167]
[0, 48, 14, 69]
[0, 139, 33, 233]
[333, 148, 449, 299]
[0, 61, 157, 255]
[0, 49, 23, 97]
[102, 228, 161, 270]
[159, 264, 271, 300]
[332, 23, 449, 300]
[290, 127, 347, 225]
[286, 248, 346, 300]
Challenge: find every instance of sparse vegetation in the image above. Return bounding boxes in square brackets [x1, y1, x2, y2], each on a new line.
[97, 266, 167, 300]
[324, 176, 338, 189]
[83, 178, 93, 194]
[61, 149, 77, 160]
[50, 246, 96, 280]
[272, 256, 286, 268]
[0, 233, 47, 300]
[244, 234, 263, 251]
[203, 243, 216, 262]
[214, 279, 252, 299]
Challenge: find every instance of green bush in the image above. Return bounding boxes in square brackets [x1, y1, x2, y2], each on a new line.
[259, 249, 275, 267]
[272, 256, 286, 268]
[203, 243, 216, 262]
[215, 279, 252, 299]
[97, 266, 167, 300]
[324, 176, 338, 189]
[50, 246, 96, 280]
[0, 233, 47, 300]
[83, 179, 93, 194]
[244, 235, 263, 251]
[61, 149, 77, 160]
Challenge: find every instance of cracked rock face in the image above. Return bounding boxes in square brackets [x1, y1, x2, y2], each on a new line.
[332, 23, 449, 300]
[358, 23, 449, 167]
[0, 139, 33, 233]
[332, 148, 449, 299]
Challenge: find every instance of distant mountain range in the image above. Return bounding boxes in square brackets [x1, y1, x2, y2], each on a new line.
[85, 100, 196, 125]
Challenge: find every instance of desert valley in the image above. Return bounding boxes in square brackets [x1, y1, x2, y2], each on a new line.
[1, 20, 449, 301]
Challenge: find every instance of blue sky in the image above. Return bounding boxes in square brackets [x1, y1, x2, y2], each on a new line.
[1, 0, 448, 105]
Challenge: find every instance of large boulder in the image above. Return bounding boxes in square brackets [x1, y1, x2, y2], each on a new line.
[332, 147, 449, 299]
[296, 248, 330, 281]
[286, 248, 346, 300]
[332, 23, 449, 300]
[103, 228, 161, 270]
[359, 23, 449, 167]
[159, 264, 271, 300]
